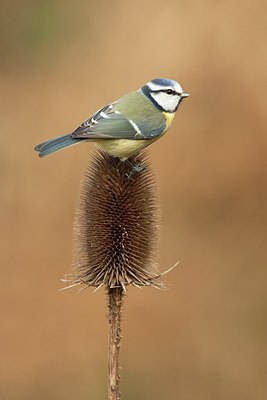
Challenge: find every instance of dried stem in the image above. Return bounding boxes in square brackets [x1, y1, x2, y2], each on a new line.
[65, 150, 164, 399]
[108, 287, 124, 400]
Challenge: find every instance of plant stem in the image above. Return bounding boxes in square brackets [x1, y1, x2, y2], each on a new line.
[108, 287, 123, 400]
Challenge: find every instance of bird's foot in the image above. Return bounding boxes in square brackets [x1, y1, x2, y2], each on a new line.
[126, 162, 146, 179]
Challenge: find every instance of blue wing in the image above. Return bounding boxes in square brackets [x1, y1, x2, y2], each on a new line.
[71, 104, 165, 140]
[35, 103, 165, 157]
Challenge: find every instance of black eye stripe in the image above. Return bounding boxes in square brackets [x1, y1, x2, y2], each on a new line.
[153, 89, 180, 96]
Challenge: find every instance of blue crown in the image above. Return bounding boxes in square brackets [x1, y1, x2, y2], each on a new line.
[150, 78, 177, 87]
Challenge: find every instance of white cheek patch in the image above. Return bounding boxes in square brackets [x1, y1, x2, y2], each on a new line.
[150, 92, 179, 112]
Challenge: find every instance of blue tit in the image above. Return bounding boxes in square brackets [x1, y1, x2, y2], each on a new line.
[34, 78, 189, 160]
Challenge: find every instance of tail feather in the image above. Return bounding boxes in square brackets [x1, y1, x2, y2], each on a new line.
[34, 134, 84, 157]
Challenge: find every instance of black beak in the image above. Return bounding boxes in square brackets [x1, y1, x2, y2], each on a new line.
[181, 92, 190, 98]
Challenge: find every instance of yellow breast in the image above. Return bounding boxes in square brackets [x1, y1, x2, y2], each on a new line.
[162, 112, 176, 132]
[95, 138, 156, 160]
[95, 112, 175, 160]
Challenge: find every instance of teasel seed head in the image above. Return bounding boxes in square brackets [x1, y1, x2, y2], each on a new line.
[71, 150, 162, 290]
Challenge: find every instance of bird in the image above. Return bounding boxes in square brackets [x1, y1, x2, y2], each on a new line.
[34, 78, 189, 160]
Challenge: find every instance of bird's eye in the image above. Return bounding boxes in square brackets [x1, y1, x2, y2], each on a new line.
[166, 89, 173, 95]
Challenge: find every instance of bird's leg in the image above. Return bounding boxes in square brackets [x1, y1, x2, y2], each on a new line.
[125, 160, 146, 179]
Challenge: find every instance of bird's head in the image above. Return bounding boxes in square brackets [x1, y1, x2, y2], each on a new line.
[141, 78, 189, 113]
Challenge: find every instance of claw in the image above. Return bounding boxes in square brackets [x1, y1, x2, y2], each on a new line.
[126, 161, 146, 179]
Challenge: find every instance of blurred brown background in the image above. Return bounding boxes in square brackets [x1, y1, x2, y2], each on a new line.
[1, 1, 267, 399]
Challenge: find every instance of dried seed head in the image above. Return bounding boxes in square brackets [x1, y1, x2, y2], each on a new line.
[71, 150, 161, 290]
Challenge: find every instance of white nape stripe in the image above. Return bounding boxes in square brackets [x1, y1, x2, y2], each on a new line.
[128, 119, 142, 135]
[147, 81, 183, 94]
[147, 82, 173, 91]
[100, 111, 110, 119]
[114, 110, 121, 114]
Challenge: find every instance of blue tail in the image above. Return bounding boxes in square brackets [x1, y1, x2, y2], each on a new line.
[34, 134, 84, 157]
